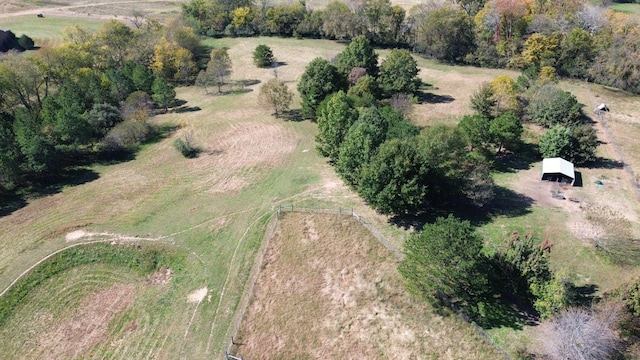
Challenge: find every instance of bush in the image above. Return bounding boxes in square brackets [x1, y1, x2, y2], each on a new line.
[173, 136, 200, 158]
[253, 44, 275, 68]
[102, 119, 152, 151]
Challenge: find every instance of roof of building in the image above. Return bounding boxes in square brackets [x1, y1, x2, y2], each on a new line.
[542, 157, 574, 179]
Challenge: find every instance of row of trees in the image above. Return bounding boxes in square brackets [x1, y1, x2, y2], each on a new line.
[0, 19, 210, 195]
[182, 0, 640, 94]
[299, 37, 495, 215]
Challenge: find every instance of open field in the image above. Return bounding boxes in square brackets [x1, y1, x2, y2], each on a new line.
[234, 211, 504, 359]
[1, 4, 640, 358]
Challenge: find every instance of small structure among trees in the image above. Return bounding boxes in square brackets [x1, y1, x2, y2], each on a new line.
[541, 157, 575, 186]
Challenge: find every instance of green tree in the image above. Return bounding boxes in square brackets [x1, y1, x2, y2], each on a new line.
[253, 44, 275, 68]
[359, 137, 428, 214]
[378, 49, 420, 96]
[458, 114, 491, 152]
[558, 28, 594, 79]
[539, 125, 571, 159]
[525, 84, 582, 127]
[336, 35, 379, 77]
[322, 1, 362, 41]
[489, 111, 522, 154]
[335, 108, 388, 186]
[297, 57, 345, 118]
[470, 82, 497, 119]
[399, 215, 488, 312]
[315, 91, 359, 162]
[347, 75, 380, 107]
[566, 124, 598, 165]
[413, 6, 475, 63]
[258, 78, 294, 117]
[207, 48, 232, 93]
[152, 77, 176, 112]
[531, 269, 574, 319]
[87, 103, 122, 136]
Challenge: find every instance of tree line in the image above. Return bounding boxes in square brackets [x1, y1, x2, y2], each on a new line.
[182, 0, 640, 94]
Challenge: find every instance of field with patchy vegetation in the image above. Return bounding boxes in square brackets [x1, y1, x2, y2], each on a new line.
[1, 0, 640, 358]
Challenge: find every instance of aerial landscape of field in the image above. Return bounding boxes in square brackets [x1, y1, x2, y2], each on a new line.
[1, 0, 640, 359]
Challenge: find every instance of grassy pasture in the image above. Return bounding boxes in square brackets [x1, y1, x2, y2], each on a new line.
[234, 212, 504, 359]
[609, 2, 640, 14]
[0, 7, 640, 357]
[0, 15, 107, 48]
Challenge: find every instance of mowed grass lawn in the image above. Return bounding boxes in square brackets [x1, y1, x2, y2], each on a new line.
[1, 11, 640, 357]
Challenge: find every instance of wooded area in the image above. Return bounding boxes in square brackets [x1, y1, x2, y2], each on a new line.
[182, 0, 640, 94]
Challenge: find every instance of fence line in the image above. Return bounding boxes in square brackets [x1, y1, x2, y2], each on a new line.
[226, 205, 511, 360]
[225, 210, 280, 360]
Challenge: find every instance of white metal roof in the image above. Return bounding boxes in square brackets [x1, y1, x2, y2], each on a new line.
[542, 157, 574, 179]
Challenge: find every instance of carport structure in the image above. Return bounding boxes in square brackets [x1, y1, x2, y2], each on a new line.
[541, 157, 575, 186]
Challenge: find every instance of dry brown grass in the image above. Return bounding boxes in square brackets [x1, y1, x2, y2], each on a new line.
[233, 212, 503, 359]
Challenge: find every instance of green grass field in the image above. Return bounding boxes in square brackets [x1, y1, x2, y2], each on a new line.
[2, 4, 640, 357]
[609, 2, 640, 14]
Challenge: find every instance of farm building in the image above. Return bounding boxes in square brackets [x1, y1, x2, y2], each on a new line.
[541, 157, 575, 186]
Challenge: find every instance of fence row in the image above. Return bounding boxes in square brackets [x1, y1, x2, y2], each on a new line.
[226, 205, 511, 360]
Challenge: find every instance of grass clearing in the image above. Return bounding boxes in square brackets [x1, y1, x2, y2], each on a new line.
[0, 7, 639, 357]
[234, 212, 504, 359]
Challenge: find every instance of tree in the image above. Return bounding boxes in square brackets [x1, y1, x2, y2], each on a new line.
[258, 78, 294, 117]
[359, 137, 428, 214]
[525, 84, 582, 127]
[490, 75, 520, 115]
[253, 44, 275, 68]
[519, 32, 561, 70]
[458, 114, 492, 152]
[315, 91, 358, 162]
[489, 111, 522, 154]
[336, 35, 379, 77]
[335, 108, 388, 186]
[399, 215, 488, 312]
[347, 74, 379, 107]
[152, 77, 176, 112]
[470, 82, 497, 119]
[378, 49, 420, 96]
[566, 124, 598, 165]
[558, 28, 594, 79]
[297, 57, 345, 118]
[413, 6, 475, 63]
[531, 269, 574, 319]
[207, 48, 232, 93]
[322, 1, 362, 41]
[538, 124, 597, 165]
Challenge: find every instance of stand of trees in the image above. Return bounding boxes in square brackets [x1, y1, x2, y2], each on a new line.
[0, 19, 209, 196]
[183, 0, 640, 95]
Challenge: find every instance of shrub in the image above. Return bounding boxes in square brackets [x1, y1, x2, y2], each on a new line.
[253, 44, 275, 68]
[173, 136, 200, 158]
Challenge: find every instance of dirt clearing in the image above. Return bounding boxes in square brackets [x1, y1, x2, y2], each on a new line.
[233, 212, 502, 359]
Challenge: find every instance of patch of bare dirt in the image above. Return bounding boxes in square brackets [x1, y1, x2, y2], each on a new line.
[36, 283, 137, 359]
[187, 286, 208, 303]
[146, 268, 172, 285]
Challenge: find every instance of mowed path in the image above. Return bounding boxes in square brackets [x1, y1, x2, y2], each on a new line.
[0, 0, 184, 19]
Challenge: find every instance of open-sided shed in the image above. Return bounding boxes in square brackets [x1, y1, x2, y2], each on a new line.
[541, 157, 575, 186]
